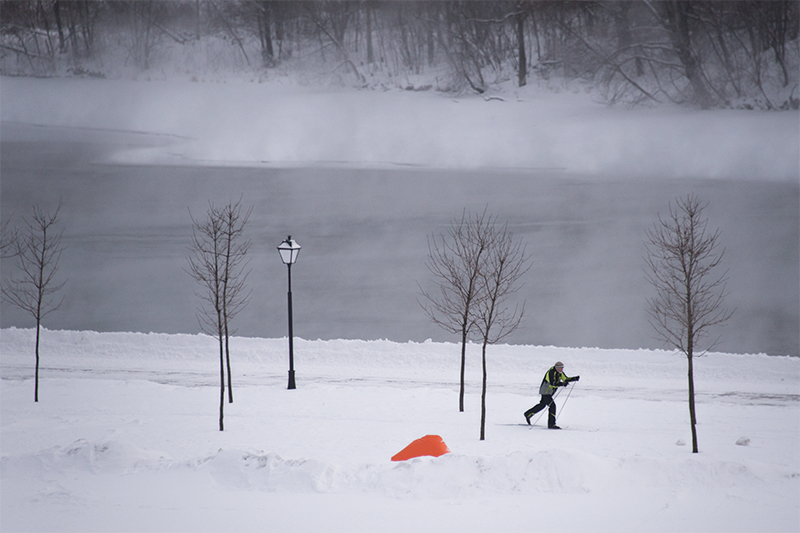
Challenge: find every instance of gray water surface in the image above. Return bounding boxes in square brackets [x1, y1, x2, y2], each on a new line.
[2, 123, 797, 356]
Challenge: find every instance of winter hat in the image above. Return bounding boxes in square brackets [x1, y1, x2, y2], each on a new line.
[554, 361, 564, 370]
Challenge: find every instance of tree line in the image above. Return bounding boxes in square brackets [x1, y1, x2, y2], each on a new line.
[1, 1, 797, 108]
[419, 196, 731, 447]
[1, 200, 253, 431]
[3, 194, 731, 447]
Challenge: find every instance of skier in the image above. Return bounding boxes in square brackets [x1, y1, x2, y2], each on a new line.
[524, 361, 579, 429]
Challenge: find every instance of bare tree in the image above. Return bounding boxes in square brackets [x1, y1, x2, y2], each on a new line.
[250, 1, 276, 67]
[2, 1, 796, 108]
[303, 1, 364, 83]
[515, 2, 528, 87]
[111, 0, 173, 70]
[645, 194, 734, 453]
[473, 220, 529, 441]
[188, 206, 226, 430]
[419, 208, 493, 412]
[650, 1, 715, 109]
[1, 202, 66, 402]
[219, 201, 252, 404]
[187, 200, 252, 431]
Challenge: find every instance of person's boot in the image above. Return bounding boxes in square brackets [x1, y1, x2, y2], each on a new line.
[548, 425, 561, 430]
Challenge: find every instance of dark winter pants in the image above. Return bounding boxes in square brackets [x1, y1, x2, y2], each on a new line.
[525, 395, 557, 427]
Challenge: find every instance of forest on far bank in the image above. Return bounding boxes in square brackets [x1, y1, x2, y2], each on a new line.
[1, 1, 798, 109]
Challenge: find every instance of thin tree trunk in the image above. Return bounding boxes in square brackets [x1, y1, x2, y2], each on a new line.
[688, 353, 697, 453]
[264, 3, 274, 62]
[218, 331, 225, 431]
[223, 246, 233, 403]
[687, 324, 698, 453]
[664, 2, 714, 108]
[459, 330, 467, 412]
[480, 341, 488, 441]
[225, 320, 233, 403]
[365, 1, 374, 64]
[53, 1, 66, 54]
[686, 265, 698, 453]
[258, 1, 274, 66]
[34, 319, 41, 402]
[195, 0, 201, 41]
[517, 10, 526, 87]
[35, 229, 46, 403]
[426, 4, 435, 66]
[530, 8, 541, 62]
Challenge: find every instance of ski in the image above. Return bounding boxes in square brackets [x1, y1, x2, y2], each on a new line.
[498, 423, 599, 432]
[528, 425, 599, 432]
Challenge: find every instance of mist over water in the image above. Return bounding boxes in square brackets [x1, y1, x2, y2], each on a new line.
[2, 123, 797, 356]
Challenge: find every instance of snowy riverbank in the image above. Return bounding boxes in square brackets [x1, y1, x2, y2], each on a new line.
[2, 76, 798, 356]
[1, 328, 798, 532]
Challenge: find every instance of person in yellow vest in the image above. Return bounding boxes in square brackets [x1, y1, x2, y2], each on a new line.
[524, 361, 579, 429]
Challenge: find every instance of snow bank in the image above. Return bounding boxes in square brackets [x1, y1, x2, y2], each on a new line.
[4, 438, 777, 499]
[1, 328, 798, 531]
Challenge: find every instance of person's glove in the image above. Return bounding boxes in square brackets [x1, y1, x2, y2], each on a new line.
[573, 375, 580, 382]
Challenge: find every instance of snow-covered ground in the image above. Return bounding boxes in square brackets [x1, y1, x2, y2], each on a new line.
[1, 328, 798, 532]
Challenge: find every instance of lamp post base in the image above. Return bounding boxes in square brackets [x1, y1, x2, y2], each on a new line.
[288, 370, 296, 390]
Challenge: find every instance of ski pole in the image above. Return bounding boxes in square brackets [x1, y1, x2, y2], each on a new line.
[530, 386, 563, 426]
[556, 381, 576, 422]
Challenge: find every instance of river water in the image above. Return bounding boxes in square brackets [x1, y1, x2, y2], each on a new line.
[2, 122, 797, 356]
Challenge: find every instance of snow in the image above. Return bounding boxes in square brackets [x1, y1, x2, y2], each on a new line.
[1, 76, 797, 180]
[2, 327, 798, 532]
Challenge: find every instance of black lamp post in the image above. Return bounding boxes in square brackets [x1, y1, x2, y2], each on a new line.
[277, 235, 301, 390]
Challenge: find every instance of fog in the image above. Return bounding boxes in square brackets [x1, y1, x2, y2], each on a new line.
[1, 78, 797, 356]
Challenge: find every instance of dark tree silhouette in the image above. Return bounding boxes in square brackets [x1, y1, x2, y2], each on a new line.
[419, 209, 492, 413]
[187, 200, 251, 430]
[473, 219, 529, 441]
[645, 194, 734, 453]
[1, 202, 66, 402]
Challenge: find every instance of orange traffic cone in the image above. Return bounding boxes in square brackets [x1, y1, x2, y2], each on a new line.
[391, 435, 450, 461]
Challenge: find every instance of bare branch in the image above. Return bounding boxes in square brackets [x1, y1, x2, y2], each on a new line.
[473, 220, 530, 346]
